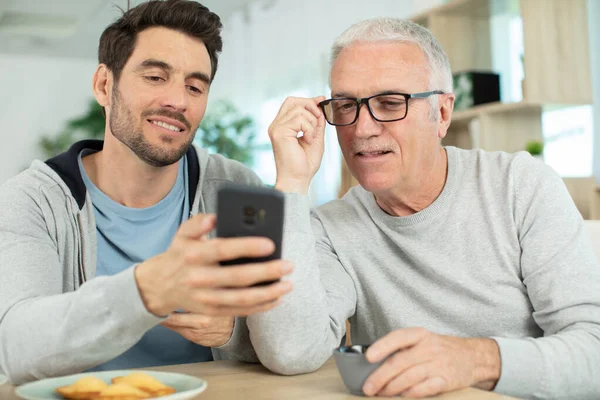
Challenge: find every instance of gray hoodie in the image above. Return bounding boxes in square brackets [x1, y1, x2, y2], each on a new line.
[0, 140, 260, 384]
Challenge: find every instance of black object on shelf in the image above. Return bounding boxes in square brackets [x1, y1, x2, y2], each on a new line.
[452, 71, 501, 111]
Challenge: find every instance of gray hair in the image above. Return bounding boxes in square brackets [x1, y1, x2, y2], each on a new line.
[330, 18, 452, 119]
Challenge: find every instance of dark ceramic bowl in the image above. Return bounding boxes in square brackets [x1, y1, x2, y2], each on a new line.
[333, 345, 384, 396]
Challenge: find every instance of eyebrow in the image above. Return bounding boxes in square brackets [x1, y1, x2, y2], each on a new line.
[135, 58, 211, 85]
[331, 89, 409, 98]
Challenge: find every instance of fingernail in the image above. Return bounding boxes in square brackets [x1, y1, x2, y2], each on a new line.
[262, 240, 275, 252]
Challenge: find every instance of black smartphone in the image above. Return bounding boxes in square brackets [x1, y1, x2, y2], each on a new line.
[216, 184, 285, 285]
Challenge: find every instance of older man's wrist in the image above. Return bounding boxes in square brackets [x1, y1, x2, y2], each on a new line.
[470, 338, 501, 390]
[274, 177, 310, 194]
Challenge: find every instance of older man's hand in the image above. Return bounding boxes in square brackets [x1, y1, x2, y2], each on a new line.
[268, 96, 326, 194]
[363, 328, 501, 398]
[161, 312, 234, 348]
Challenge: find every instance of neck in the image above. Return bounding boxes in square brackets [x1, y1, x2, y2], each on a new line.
[82, 139, 181, 209]
[374, 147, 448, 217]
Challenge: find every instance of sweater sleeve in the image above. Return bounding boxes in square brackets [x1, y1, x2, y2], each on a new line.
[492, 154, 600, 399]
[0, 182, 161, 384]
[246, 193, 357, 375]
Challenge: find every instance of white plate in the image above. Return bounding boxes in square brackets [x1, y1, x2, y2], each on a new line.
[0, 373, 7, 386]
[15, 369, 207, 400]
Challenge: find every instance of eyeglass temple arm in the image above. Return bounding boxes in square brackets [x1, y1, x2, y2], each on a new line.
[409, 90, 445, 99]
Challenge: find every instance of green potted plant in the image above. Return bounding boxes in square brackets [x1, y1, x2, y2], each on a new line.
[525, 140, 544, 161]
[195, 100, 266, 165]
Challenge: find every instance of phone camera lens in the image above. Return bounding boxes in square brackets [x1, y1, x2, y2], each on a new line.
[243, 206, 257, 226]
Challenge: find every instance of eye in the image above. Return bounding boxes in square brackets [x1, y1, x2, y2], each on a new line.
[187, 85, 204, 95]
[144, 76, 164, 83]
[334, 100, 356, 112]
[375, 96, 406, 109]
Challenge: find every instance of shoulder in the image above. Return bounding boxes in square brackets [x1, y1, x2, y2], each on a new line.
[0, 161, 67, 208]
[0, 161, 72, 234]
[449, 146, 556, 187]
[312, 186, 366, 228]
[203, 151, 263, 187]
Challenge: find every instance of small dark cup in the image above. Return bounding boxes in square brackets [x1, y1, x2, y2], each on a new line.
[333, 345, 384, 396]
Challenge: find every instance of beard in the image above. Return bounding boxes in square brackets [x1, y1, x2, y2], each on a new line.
[109, 85, 196, 167]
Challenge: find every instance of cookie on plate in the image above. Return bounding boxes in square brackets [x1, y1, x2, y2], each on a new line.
[56, 376, 109, 400]
[111, 372, 175, 397]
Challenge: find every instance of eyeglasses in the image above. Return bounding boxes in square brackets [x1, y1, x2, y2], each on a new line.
[318, 90, 444, 126]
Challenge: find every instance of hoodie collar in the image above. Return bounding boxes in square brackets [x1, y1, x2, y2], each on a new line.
[45, 139, 199, 210]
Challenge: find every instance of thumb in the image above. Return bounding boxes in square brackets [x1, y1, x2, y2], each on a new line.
[177, 213, 216, 240]
[314, 95, 327, 132]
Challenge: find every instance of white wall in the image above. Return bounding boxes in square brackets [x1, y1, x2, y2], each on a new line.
[210, 0, 443, 111]
[0, 54, 97, 184]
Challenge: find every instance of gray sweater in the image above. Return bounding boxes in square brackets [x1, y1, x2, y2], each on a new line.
[0, 140, 261, 384]
[248, 146, 600, 400]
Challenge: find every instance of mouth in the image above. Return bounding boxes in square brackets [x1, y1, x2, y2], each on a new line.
[356, 150, 393, 158]
[147, 118, 186, 133]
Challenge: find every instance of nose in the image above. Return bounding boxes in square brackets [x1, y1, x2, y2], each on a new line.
[159, 80, 188, 113]
[354, 102, 381, 139]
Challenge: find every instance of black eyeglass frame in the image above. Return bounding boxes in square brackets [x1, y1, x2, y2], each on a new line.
[318, 90, 445, 126]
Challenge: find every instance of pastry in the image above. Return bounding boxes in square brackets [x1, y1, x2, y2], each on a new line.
[56, 376, 109, 400]
[91, 382, 150, 400]
[111, 372, 176, 397]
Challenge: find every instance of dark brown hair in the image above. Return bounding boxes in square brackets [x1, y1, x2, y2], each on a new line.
[98, 0, 223, 83]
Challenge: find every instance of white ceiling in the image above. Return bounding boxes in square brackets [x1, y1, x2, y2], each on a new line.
[0, 0, 256, 59]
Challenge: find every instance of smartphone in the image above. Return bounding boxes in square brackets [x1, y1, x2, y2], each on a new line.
[216, 184, 285, 285]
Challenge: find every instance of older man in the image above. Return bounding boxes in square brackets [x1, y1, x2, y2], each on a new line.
[249, 18, 600, 399]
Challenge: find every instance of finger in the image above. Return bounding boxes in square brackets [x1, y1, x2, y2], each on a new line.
[315, 105, 326, 131]
[281, 109, 320, 145]
[177, 214, 216, 240]
[366, 327, 430, 363]
[280, 108, 318, 134]
[187, 260, 293, 288]
[401, 376, 447, 398]
[310, 96, 327, 140]
[201, 298, 283, 317]
[303, 98, 324, 119]
[192, 280, 293, 308]
[161, 312, 214, 328]
[378, 363, 431, 397]
[295, 116, 318, 145]
[186, 236, 275, 264]
[279, 96, 322, 118]
[363, 350, 418, 396]
[276, 96, 301, 115]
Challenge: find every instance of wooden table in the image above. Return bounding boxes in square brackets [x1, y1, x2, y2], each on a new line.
[0, 358, 517, 399]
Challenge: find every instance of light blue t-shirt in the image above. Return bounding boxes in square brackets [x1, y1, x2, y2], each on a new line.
[78, 149, 213, 370]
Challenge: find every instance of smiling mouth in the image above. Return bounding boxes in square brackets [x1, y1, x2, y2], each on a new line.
[148, 119, 184, 133]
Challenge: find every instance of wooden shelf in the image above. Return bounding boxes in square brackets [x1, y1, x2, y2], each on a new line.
[411, 0, 490, 25]
[451, 101, 541, 124]
[451, 101, 591, 124]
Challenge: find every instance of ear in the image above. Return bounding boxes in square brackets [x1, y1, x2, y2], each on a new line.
[92, 64, 112, 111]
[437, 93, 455, 140]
